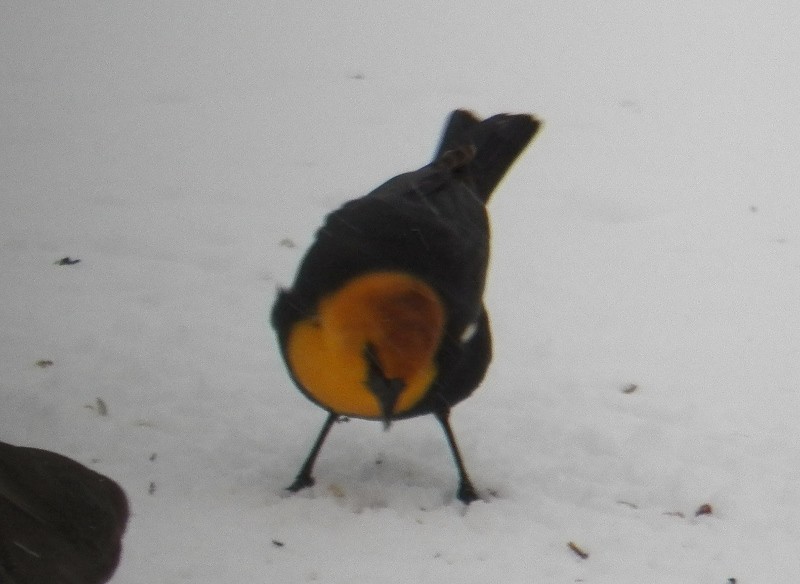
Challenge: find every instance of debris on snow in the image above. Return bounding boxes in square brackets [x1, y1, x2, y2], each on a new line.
[567, 541, 589, 560]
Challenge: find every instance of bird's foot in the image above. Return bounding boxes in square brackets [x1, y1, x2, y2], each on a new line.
[457, 481, 481, 504]
[286, 474, 315, 493]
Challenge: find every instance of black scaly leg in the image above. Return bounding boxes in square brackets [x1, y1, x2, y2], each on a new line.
[435, 409, 480, 504]
[287, 412, 338, 493]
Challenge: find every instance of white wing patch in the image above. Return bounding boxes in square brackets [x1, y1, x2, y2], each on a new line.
[459, 320, 479, 344]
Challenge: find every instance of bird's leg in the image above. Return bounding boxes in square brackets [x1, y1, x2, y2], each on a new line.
[287, 411, 338, 492]
[435, 409, 480, 504]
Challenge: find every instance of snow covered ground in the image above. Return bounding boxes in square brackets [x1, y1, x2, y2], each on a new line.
[2, 1, 800, 582]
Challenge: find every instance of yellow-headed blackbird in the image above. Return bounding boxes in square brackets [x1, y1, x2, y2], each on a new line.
[272, 110, 540, 503]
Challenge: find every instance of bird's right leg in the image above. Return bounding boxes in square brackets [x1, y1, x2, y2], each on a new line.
[435, 409, 480, 504]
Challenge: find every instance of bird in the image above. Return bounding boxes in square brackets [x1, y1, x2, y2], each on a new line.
[0, 440, 129, 584]
[272, 109, 541, 503]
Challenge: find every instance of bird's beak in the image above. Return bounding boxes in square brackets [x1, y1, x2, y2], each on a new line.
[363, 344, 404, 431]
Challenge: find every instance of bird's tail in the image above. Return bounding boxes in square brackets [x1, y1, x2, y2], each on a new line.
[433, 109, 541, 203]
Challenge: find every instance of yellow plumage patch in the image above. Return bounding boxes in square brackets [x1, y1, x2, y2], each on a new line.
[286, 272, 445, 418]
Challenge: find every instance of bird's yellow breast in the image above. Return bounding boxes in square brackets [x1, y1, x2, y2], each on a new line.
[286, 272, 445, 418]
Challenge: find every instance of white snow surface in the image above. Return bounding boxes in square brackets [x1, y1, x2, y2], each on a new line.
[2, 2, 800, 582]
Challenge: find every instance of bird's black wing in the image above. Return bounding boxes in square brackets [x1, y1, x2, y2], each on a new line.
[275, 162, 490, 332]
